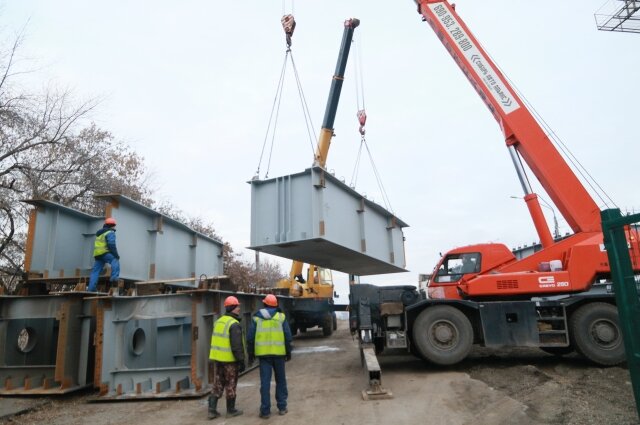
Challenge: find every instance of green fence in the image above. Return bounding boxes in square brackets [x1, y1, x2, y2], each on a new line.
[601, 208, 640, 420]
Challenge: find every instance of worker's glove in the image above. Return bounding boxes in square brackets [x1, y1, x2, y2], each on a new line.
[285, 353, 291, 362]
[238, 362, 246, 374]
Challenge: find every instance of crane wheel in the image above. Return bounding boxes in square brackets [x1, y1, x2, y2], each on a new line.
[412, 305, 473, 366]
[322, 313, 333, 337]
[569, 302, 625, 366]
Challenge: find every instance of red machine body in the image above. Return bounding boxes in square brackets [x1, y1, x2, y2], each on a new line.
[415, 0, 640, 300]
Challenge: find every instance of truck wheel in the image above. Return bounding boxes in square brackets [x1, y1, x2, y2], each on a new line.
[322, 313, 333, 337]
[412, 306, 473, 366]
[540, 346, 573, 356]
[332, 312, 338, 331]
[570, 302, 624, 366]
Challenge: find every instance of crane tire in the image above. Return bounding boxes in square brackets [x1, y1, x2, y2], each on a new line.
[322, 313, 333, 337]
[412, 305, 473, 366]
[570, 302, 625, 366]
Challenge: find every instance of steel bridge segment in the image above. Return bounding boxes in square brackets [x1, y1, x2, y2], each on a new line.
[0, 293, 95, 395]
[93, 290, 294, 400]
[249, 167, 408, 275]
[23, 195, 224, 286]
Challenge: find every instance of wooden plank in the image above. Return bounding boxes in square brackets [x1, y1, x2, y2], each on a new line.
[24, 209, 37, 272]
[54, 302, 70, 382]
[135, 282, 165, 296]
[94, 302, 106, 388]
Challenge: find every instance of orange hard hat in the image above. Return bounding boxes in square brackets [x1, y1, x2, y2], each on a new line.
[224, 296, 239, 307]
[105, 217, 116, 226]
[263, 294, 278, 307]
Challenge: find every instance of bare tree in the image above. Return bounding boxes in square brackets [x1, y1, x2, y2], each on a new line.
[223, 243, 286, 291]
[0, 30, 151, 291]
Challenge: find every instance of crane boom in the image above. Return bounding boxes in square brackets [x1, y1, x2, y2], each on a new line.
[287, 18, 360, 285]
[416, 0, 601, 235]
[278, 20, 359, 337]
[315, 18, 360, 167]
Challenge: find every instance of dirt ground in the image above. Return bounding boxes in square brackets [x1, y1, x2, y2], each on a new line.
[1, 320, 637, 425]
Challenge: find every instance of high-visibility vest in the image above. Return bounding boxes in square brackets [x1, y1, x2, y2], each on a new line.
[209, 315, 240, 362]
[253, 311, 286, 356]
[93, 230, 113, 257]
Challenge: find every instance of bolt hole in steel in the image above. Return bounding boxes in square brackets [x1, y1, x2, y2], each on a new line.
[17, 327, 37, 353]
[430, 320, 458, 350]
[591, 319, 619, 349]
[131, 328, 146, 356]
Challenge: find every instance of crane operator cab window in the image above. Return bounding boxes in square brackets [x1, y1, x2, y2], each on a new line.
[307, 266, 333, 286]
[434, 253, 481, 283]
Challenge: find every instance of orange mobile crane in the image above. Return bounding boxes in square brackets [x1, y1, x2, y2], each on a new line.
[350, 0, 640, 367]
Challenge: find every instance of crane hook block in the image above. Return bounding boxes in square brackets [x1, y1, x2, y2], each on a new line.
[357, 110, 367, 136]
[281, 14, 296, 48]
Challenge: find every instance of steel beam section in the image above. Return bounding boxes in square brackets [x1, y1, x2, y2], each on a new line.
[94, 291, 293, 400]
[249, 167, 409, 275]
[0, 293, 95, 395]
[23, 195, 223, 285]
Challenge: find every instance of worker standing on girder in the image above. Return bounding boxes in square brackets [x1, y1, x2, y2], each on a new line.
[88, 217, 120, 292]
[247, 294, 292, 419]
[208, 296, 246, 419]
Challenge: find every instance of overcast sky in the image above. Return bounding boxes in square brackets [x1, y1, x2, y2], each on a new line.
[3, 1, 638, 299]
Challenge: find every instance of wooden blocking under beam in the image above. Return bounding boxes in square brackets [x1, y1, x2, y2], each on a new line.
[135, 281, 166, 296]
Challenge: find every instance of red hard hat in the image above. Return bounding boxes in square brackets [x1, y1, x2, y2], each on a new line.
[224, 296, 239, 307]
[263, 294, 278, 307]
[105, 217, 116, 226]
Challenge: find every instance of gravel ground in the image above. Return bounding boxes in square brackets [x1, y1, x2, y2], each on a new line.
[1, 322, 637, 425]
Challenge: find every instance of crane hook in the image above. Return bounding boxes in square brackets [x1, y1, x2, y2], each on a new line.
[281, 14, 296, 48]
[357, 109, 367, 136]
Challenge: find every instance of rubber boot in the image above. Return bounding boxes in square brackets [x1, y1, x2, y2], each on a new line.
[226, 397, 243, 418]
[207, 395, 221, 420]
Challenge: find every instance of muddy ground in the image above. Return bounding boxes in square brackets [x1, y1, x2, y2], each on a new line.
[1, 320, 637, 425]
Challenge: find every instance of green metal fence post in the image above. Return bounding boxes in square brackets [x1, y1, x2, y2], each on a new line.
[601, 208, 640, 420]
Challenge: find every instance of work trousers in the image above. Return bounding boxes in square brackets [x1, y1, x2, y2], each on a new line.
[88, 253, 120, 291]
[258, 356, 288, 415]
[212, 361, 239, 399]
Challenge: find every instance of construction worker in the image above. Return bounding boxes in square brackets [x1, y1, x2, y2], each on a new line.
[208, 296, 245, 419]
[88, 217, 120, 292]
[247, 294, 292, 419]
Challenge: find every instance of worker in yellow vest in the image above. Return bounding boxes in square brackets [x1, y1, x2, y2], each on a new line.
[247, 294, 292, 419]
[88, 217, 120, 292]
[208, 296, 245, 419]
